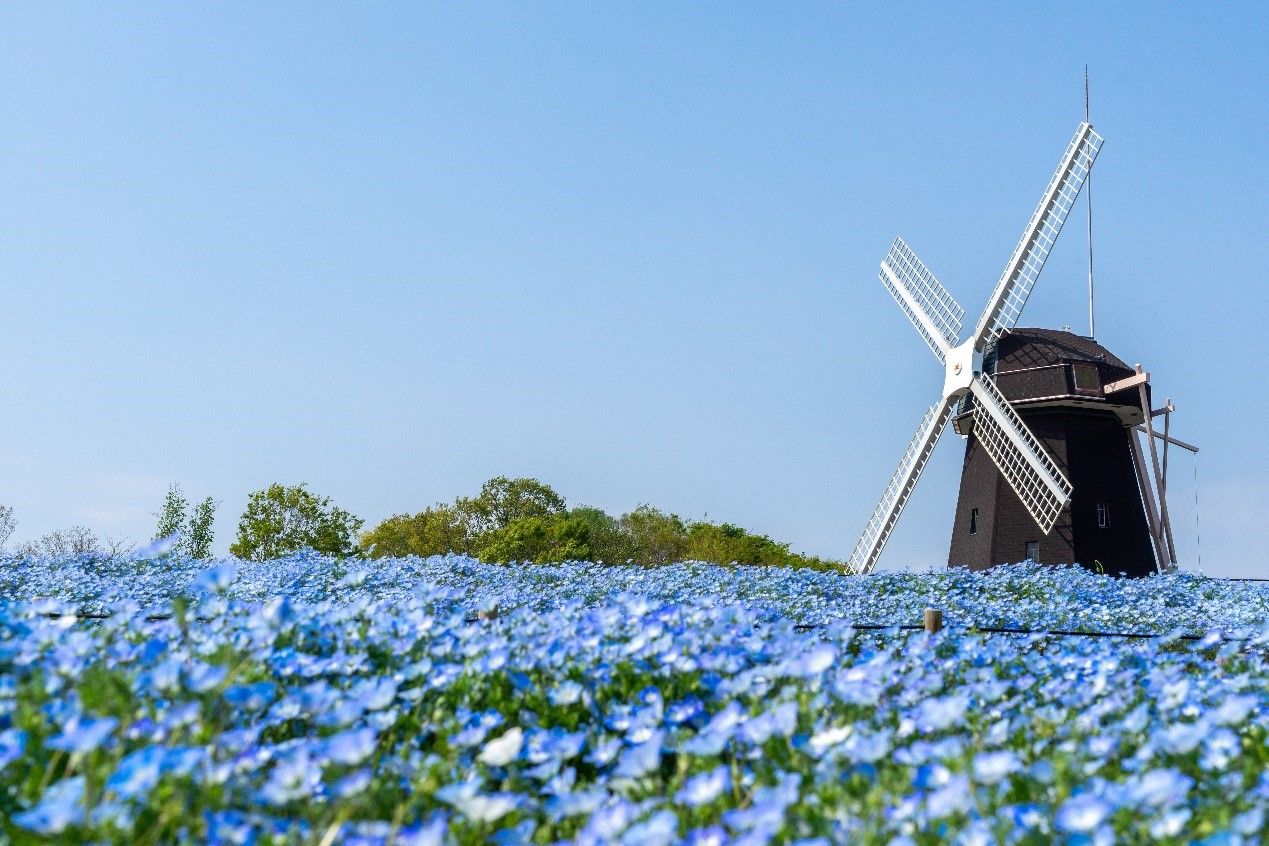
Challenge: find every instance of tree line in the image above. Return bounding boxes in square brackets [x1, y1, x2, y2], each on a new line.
[356, 476, 836, 570]
[1, 476, 840, 570]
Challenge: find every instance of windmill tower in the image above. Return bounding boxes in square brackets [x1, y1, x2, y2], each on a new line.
[847, 122, 1196, 576]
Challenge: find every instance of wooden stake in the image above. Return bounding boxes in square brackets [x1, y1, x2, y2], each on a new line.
[924, 608, 943, 634]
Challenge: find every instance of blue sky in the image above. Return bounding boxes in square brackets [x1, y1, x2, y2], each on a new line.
[0, 3, 1264, 577]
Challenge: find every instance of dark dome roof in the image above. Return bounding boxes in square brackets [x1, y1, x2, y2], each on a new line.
[995, 328, 1132, 373]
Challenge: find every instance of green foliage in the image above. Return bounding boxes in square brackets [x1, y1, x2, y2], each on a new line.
[230, 483, 363, 561]
[569, 506, 637, 564]
[155, 484, 187, 542]
[686, 521, 793, 566]
[475, 514, 591, 564]
[460, 476, 567, 534]
[358, 477, 840, 569]
[185, 497, 218, 559]
[154, 485, 218, 559]
[360, 504, 474, 559]
[618, 505, 688, 566]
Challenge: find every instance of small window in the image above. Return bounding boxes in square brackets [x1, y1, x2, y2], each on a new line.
[1072, 363, 1101, 394]
[969, 508, 978, 535]
[1025, 541, 1039, 561]
[1097, 501, 1110, 528]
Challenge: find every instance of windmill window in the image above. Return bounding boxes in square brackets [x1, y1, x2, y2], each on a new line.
[969, 508, 978, 535]
[1072, 363, 1101, 394]
[1097, 501, 1110, 528]
[1025, 541, 1039, 561]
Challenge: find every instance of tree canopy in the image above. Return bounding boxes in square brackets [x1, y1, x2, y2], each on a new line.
[231, 483, 363, 561]
[359, 477, 836, 570]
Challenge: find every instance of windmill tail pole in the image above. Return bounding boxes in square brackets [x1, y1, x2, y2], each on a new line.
[1085, 66, 1096, 339]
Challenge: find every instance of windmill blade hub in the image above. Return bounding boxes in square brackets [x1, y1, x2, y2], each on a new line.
[942, 339, 981, 399]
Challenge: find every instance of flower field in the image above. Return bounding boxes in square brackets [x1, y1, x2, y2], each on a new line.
[0, 554, 1265, 845]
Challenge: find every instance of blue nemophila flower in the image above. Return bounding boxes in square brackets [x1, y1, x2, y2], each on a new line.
[107, 746, 166, 799]
[842, 726, 893, 764]
[133, 532, 181, 560]
[1150, 808, 1193, 839]
[0, 553, 1266, 842]
[580, 800, 635, 841]
[479, 727, 524, 766]
[550, 680, 583, 705]
[191, 563, 238, 595]
[666, 697, 704, 725]
[807, 724, 852, 757]
[685, 825, 728, 846]
[613, 730, 664, 779]
[224, 681, 278, 712]
[1213, 693, 1257, 725]
[786, 643, 836, 677]
[324, 727, 378, 766]
[0, 727, 25, 769]
[926, 774, 972, 818]
[545, 787, 606, 821]
[396, 813, 447, 846]
[14, 775, 86, 834]
[911, 692, 970, 733]
[48, 713, 118, 754]
[434, 781, 520, 823]
[723, 772, 801, 835]
[1055, 793, 1112, 833]
[620, 809, 677, 846]
[676, 766, 729, 806]
[586, 736, 622, 767]
[741, 701, 798, 745]
[184, 661, 228, 693]
[259, 749, 322, 805]
[972, 750, 1021, 784]
[682, 701, 743, 755]
[332, 768, 372, 798]
[1128, 768, 1193, 808]
[913, 763, 952, 789]
[262, 595, 296, 627]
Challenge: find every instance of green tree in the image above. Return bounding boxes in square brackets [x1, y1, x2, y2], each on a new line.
[155, 484, 187, 542]
[230, 483, 363, 561]
[685, 521, 793, 566]
[0, 504, 16, 551]
[184, 497, 219, 559]
[569, 506, 637, 564]
[619, 505, 688, 566]
[461, 476, 566, 535]
[360, 504, 473, 558]
[475, 514, 591, 564]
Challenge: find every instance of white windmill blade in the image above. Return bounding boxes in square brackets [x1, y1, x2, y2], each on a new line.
[847, 396, 957, 573]
[969, 375, 1073, 534]
[971, 122, 1104, 349]
[879, 237, 966, 362]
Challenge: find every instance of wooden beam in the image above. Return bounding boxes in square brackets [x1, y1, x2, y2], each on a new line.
[1133, 426, 1199, 454]
[1128, 429, 1167, 573]
[1103, 371, 1149, 394]
[1138, 383, 1176, 565]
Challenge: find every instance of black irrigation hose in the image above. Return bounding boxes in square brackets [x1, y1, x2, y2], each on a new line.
[791, 618, 1258, 644]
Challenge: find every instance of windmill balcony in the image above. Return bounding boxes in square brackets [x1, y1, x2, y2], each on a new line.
[952, 360, 1149, 440]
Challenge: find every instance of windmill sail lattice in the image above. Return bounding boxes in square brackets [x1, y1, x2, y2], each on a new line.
[968, 374, 1073, 534]
[973, 123, 1103, 348]
[879, 238, 965, 362]
[848, 122, 1102, 574]
[846, 398, 956, 571]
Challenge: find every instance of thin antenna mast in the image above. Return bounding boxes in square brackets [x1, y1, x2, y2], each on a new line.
[1085, 66, 1096, 339]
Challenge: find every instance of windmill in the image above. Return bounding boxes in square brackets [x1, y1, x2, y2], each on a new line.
[847, 122, 1195, 576]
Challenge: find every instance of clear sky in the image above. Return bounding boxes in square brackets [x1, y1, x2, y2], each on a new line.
[0, 3, 1264, 577]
